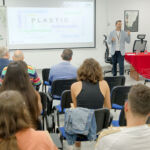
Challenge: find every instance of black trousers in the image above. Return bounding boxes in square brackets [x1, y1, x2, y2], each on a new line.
[112, 51, 124, 76]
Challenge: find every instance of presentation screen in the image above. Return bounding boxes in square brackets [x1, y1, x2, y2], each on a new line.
[7, 0, 95, 49]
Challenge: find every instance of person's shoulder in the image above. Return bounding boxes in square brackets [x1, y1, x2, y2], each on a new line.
[16, 128, 57, 150]
[96, 127, 123, 144]
[51, 62, 63, 70]
[27, 65, 36, 74]
[17, 128, 48, 141]
[1, 66, 8, 75]
[71, 81, 82, 89]
[100, 80, 109, 88]
[27, 64, 34, 70]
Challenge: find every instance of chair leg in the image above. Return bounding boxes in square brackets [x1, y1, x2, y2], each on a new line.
[42, 115, 45, 130]
[45, 85, 46, 93]
[42, 84, 44, 92]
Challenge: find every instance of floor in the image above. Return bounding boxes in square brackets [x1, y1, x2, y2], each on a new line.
[37, 69, 150, 150]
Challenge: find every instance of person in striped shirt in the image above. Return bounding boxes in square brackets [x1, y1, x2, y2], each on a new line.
[0, 50, 41, 89]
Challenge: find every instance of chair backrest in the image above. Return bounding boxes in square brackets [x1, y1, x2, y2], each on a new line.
[61, 90, 72, 111]
[111, 86, 131, 106]
[42, 68, 50, 82]
[39, 92, 53, 115]
[103, 35, 112, 64]
[51, 79, 77, 97]
[104, 76, 126, 92]
[94, 108, 110, 133]
[133, 40, 147, 52]
[119, 108, 150, 126]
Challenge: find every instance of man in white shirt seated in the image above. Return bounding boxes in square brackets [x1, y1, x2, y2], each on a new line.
[95, 84, 150, 150]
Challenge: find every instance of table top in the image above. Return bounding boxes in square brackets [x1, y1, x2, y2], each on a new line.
[125, 52, 150, 79]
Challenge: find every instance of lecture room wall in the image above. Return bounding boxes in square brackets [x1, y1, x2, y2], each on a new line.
[106, 0, 150, 53]
[1, 0, 150, 69]
[0, 0, 108, 69]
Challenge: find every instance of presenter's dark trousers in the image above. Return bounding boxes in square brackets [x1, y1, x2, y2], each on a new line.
[112, 51, 124, 76]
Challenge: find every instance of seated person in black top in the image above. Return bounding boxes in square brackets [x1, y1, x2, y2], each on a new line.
[71, 58, 111, 109]
[71, 58, 111, 150]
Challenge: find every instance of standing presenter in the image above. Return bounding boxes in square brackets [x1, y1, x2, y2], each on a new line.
[108, 20, 131, 76]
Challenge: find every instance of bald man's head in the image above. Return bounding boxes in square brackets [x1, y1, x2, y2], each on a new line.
[13, 50, 24, 61]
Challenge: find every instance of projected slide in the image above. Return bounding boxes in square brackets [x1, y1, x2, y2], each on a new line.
[7, 2, 95, 49]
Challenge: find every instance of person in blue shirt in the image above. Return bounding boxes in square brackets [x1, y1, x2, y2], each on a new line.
[0, 47, 10, 76]
[108, 20, 131, 76]
[48, 49, 77, 92]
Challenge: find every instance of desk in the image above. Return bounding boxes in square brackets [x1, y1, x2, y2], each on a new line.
[125, 52, 150, 80]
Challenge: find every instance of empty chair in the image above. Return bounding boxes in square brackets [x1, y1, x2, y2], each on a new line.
[39, 92, 54, 132]
[42, 68, 50, 92]
[55, 90, 72, 128]
[104, 76, 125, 92]
[103, 35, 113, 75]
[133, 34, 147, 53]
[111, 85, 131, 109]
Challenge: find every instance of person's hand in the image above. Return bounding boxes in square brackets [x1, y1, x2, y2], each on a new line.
[127, 30, 130, 36]
[112, 37, 115, 42]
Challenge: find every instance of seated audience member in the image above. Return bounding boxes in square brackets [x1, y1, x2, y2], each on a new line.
[0, 90, 58, 150]
[0, 47, 10, 76]
[1, 50, 41, 89]
[0, 61, 42, 129]
[95, 84, 150, 150]
[71, 58, 111, 109]
[48, 49, 77, 91]
[71, 58, 111, 150]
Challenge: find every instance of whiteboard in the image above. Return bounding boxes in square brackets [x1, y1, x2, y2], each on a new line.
[0, 6, 7, 47]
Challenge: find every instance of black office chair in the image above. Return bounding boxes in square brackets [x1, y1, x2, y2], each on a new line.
[125, 34, 147, 75]
[39, 92, 55, 132]
[50, 79, 77, 101]
[119, 109, 150, 126]
[111, 85, 131, 109]
[104, 76, 125, 92]
[42, 68, 50, 92]
[103, 35, 113, 75]
[111, 86, 131, 127]
[133, 34, 147, 53]
[55, 90, 72, 128]
[58, 108, 111, 149]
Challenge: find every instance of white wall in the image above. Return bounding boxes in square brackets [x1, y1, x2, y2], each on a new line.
[0, 0, 2, 6]
[7, 0, 108, 69]
[106, 0, 150, 52]
[1, 0, 150, 69]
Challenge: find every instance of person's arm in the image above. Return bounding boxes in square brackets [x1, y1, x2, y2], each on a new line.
[71, 83, 77, 108]
[125, 31, 131, 43]
[108, 32, 115, 45]
[103, 81, 111, 109]
[32, 69, 41, 87]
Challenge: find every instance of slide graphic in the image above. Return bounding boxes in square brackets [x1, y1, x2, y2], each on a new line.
[7, 2, 94, 49]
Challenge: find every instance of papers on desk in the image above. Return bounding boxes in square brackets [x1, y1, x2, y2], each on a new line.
[126, 53, 135, 56]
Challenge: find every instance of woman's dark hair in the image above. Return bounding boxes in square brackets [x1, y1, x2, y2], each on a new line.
[0, 90, 31, 150]
[0, 61, 40, 128]
[77, 58, 103, 84]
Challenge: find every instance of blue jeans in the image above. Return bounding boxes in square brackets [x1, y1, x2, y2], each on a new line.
[112, 51, 124, 76]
